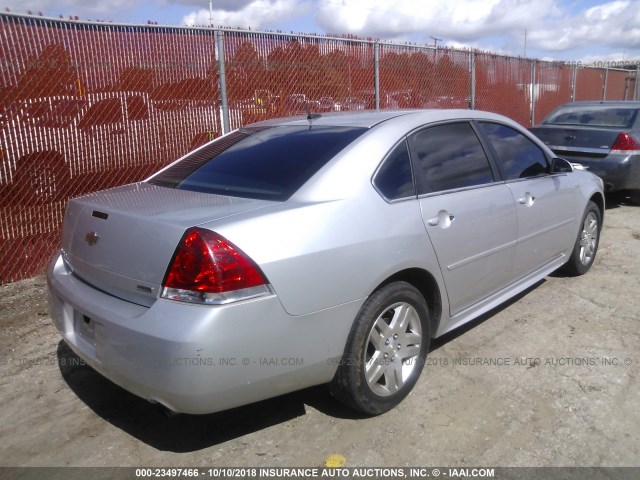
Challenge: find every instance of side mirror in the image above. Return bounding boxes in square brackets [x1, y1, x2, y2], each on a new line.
[551, 157, 573, 174]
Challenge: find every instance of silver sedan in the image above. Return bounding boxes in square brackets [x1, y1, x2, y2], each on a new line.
[47, 110, 604, 416]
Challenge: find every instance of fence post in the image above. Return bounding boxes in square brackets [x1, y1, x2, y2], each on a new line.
[571, 64, 577, 102]
[529, 61, 536, 127]
[602, 67, 608, 101]
[624, 71, 630, 101]
[636, 67, 639, 101]
[469, 51, 475, 109]
[215, 29, 230, 134]
[374, 42, 380, 111]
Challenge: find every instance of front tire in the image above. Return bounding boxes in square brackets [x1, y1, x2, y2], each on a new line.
[330, 282, 430, 415]
[562, 201, 601, 276]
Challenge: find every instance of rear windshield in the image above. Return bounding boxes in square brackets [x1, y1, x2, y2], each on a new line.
[149, 125, 367, 201]
[543, 105, 639, 128]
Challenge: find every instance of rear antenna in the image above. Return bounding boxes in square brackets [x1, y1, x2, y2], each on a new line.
[305, 102, 321, 127]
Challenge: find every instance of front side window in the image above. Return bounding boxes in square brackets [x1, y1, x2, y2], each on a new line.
[409, 122, 494, 195]
[149, 125, 367, 201]
[478, 122, 549, 180]
[373, 140, 415, 200]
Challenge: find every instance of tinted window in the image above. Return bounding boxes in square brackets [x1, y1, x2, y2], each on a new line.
[149, 126, 366, 201]
[374, 140, 414, 200]
[479, 122, 549, 180]
[543, 105, 638, 128]
[410, 122, 494, 195]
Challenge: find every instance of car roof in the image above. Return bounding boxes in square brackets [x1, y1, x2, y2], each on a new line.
[248, 109, 519, 129]
[247, 110, 413, 128]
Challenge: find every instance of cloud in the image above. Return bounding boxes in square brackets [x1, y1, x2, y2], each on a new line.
[182, 0, 311, 28]
[314, 0, 640, 56]
[2, 0, 639, 60]
[168, 0, 255, 10]
[527, 0, 640, 51]
[315, 0, 560, 41]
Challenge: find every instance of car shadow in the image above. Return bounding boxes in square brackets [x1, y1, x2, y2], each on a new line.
[56, 341, 365, 452]
[429, 280, 545, 352]
[605, 192, 637, 210]
[56, 282, 548, 451]
[56, 281, 550, 452]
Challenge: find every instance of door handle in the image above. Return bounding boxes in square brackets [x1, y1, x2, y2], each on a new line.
[518, 193, 536, 206]
[428, 211, 455, 228]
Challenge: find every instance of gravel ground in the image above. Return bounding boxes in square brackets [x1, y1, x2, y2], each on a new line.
[0, 197, 639, 468]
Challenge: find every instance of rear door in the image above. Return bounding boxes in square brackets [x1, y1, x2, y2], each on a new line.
[409, 122, 518, 316]
[477, 122, 579, 277]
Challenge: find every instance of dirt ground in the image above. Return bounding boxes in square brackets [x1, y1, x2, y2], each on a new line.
[0, 196, 639, 468]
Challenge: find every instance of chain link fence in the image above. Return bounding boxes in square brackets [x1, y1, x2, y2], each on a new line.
[222, 31, 375, 128]
[1, 12, 638, 283]
[1, 14, 221, 283]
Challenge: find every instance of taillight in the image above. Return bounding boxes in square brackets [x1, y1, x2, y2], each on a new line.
[161, 227, 271, 304]
[611, 132, 640, 152]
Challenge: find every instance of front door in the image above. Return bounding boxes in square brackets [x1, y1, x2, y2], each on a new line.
[477, 122, 578, 277]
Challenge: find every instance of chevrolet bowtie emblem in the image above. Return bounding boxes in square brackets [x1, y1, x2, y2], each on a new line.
[85, 231, 100, 246]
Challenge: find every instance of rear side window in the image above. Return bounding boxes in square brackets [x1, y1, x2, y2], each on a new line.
[149, 126, 366, 201]
[543, 105, 638, 128]
[374, 140, 415, 200]
[409, 122, 494, 195]
[478, 122, 549, 180]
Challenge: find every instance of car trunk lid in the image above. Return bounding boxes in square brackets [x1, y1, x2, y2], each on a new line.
[61, 182, 274, 306]
[530, 125, 622, 157]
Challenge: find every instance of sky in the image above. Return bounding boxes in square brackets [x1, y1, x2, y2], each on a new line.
[2, 0, 640, 64]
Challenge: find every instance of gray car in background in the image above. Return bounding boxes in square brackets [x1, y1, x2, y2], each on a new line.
[530, 101, 640, 204]
[47, 110, 604, 416]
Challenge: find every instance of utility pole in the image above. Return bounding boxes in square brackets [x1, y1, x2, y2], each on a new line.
[524, 29, 527, 58]
[430, 36, 443, 48]
[209, 0, 213, 26]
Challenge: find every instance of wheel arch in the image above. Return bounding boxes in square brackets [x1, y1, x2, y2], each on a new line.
[589, 192, 605, 224]
[373, 268, 443, 338]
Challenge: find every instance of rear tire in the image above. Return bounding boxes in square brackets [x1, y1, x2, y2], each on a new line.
[330, 281, 430, 416]
[561, 201, 601, 276]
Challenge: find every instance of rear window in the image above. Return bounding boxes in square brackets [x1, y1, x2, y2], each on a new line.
[149, 125, 367, 201]
[543, 105, 638, 128]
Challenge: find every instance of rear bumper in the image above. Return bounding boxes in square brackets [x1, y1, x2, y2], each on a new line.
[556, 152, 640, 192]
[47, 253, 360, 414]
